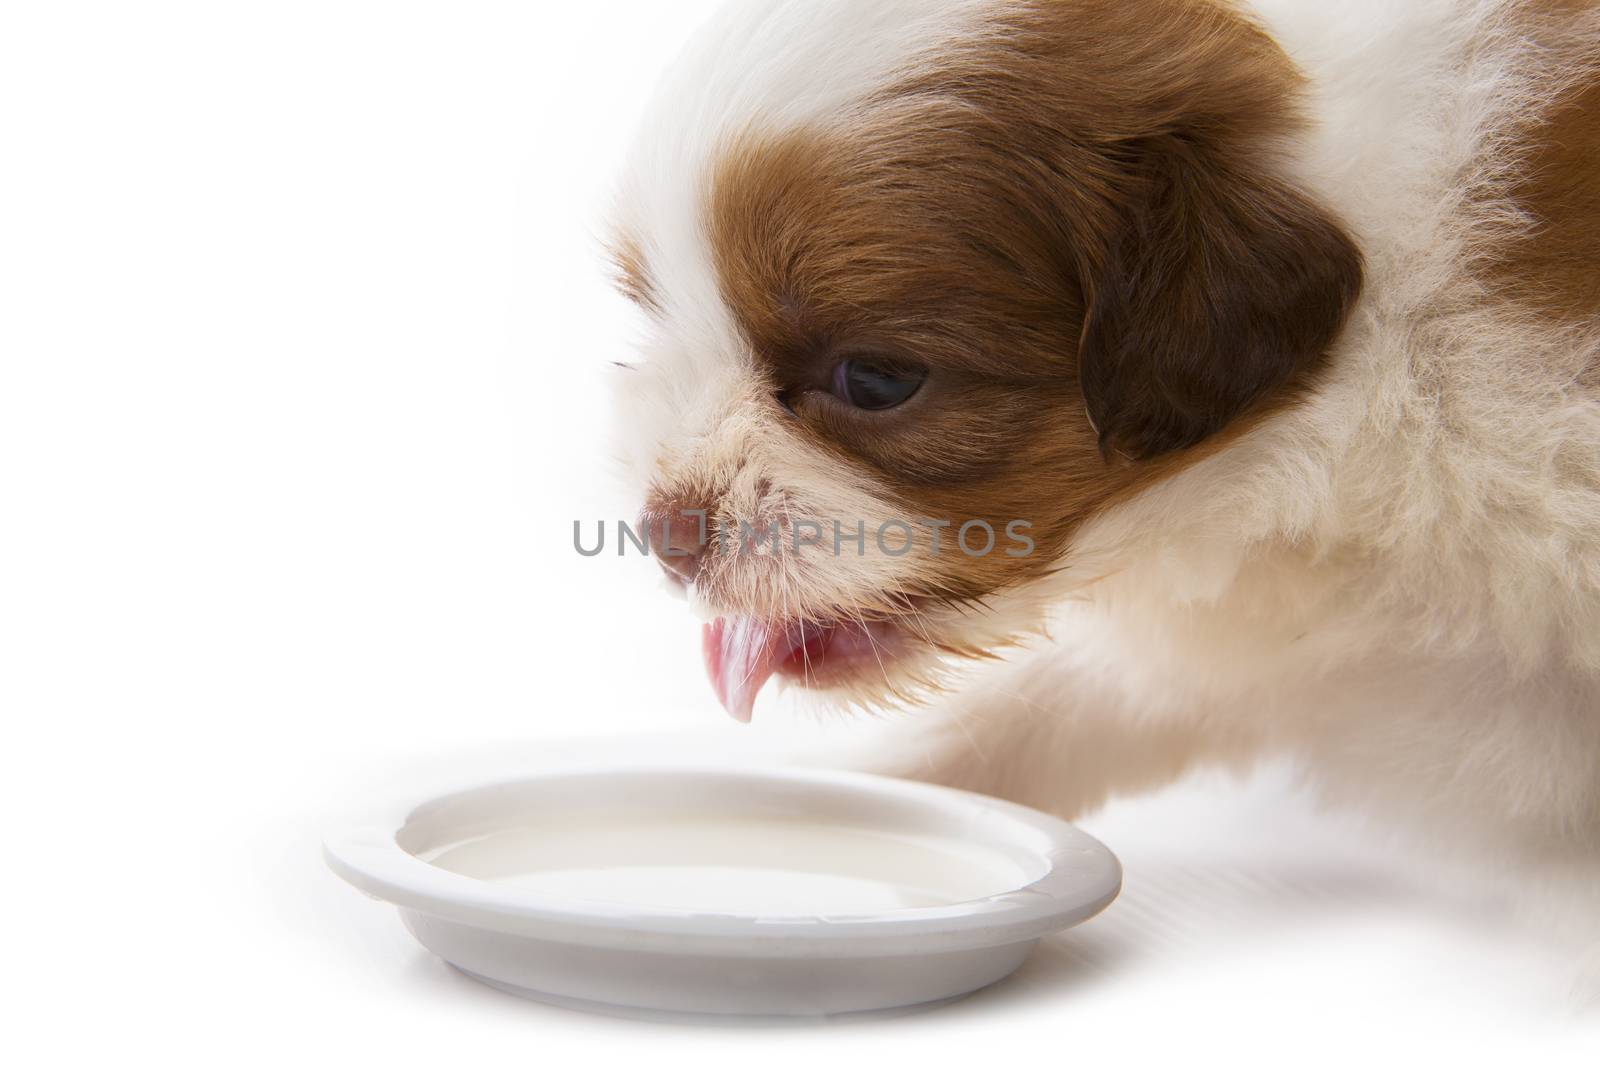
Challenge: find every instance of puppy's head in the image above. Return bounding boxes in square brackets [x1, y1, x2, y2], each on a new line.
[609, 0, 1361, 720]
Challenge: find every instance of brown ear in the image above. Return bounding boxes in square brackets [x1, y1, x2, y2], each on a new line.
[1079, 138, 1363, 459]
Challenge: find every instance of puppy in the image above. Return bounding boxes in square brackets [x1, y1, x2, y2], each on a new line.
[607, 0, 1600, 920]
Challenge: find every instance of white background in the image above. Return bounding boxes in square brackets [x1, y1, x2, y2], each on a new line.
[3, 1, 1595, 1062]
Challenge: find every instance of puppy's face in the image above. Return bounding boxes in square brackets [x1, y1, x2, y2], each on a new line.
[609, 0, 1361, 720]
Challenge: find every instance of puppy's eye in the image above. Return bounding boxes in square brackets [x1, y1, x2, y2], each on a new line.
[830, 359, 926, 411]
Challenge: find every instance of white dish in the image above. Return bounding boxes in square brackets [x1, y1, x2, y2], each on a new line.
[325, 766, 1121, 1017]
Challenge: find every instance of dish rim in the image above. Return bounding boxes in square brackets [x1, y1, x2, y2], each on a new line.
[324, 765, 1121, 957]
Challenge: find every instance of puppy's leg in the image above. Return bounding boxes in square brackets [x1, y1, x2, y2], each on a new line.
[858, 653, 1263, 821]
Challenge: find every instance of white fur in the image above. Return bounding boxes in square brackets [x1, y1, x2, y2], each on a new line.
[611, 0, 1600, 946]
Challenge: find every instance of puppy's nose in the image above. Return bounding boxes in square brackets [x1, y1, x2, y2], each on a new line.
[641, 507, 710, 587]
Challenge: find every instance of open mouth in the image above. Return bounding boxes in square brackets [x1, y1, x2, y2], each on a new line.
[702, 616, 904, 722]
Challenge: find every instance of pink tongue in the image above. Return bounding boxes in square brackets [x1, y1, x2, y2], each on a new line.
[702, 617, 808, 723]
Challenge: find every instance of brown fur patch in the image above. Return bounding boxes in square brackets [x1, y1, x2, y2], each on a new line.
[706, 0, 1361, 604]
[609, 234, 659, 315]
[1484, 1, 1600, 322]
